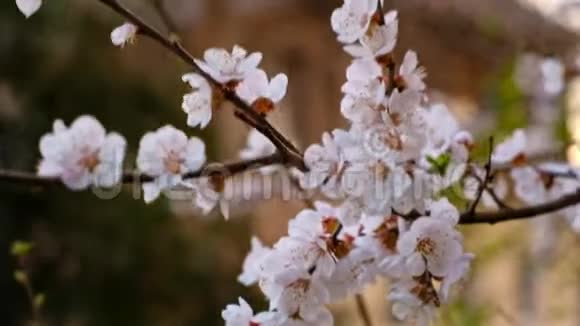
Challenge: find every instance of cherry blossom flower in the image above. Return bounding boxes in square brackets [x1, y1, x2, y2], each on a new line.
[194, 45, 262, 84]
[236, 69, 288, 114]
[510, 167, 547, 204]
[182, 73, 213, 129]
[265, 268, 330, 322]
[38, 115, 126, 190]
[238, 237, 271, 286]
[428, 198, 460, 225]
[341, 59, 385, 125]
[420, 104, 459, 159]
[16, 0, 41, 18]
[389, 279, 437, 326]
[344, 11, 398, 58]
[185, 176, 233, 219]
[111, 23, 138, 47]
[222, 297, 278, 326]
[331, 0, 378, 44]
[136, 125, 206, 203]
[397, 217, 463, 277]
[277, 204, 340, 278]
[439, 253, 474, 301]
[398, 51, 426, 92]
[301, 132, 345, 196]
[492, 129, 526, 165]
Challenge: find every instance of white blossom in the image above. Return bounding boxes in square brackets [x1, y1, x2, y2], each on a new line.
[428, 198, 460, 225]
[510, 167, 546, 204]
[301, 132, 344, 196]
[111, 23, 138, 47]
[194, 45, 262, 83]
[492, 129, 526, 165]
[439, 253, 474, 302]
[397, 217, 463, 277]
[399, 51, 426, 92]
[389, 280, 436, 326]
[182, 73, 213, 129]
[341, 59, 385, 125]
[344, 11, 398, 58]
[16, 0, 41, 18]
[38, 115, 126, 190]
[265, 268, 330, 322]
[136, 125, 206, 203]
[236, 69, 288, 112]
[222, 297, 278, 326]
[238, 237, 271, 286]
[185, 176, 232, 219]
[331, 0, 378, 44]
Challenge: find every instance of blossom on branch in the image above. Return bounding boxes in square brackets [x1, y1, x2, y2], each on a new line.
[38, 115, 126, 190]
[344, 11, 398, 58]
[182, 73, 213, 129]
[222, 297, 278, 326]
[331, 0, 378, 44]
[491, 129, 527, 165]
[236, 69, 288, 115]
[111, 23, 138, 47]
[136, 125, 206, 203]
[195, 45, 262, 84]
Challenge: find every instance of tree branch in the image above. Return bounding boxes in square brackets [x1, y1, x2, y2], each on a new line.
[0, 153, 284, 187]
[459, 188, 580, 224]
[467, 137, 494, 214]
[97, 0, 303, 167]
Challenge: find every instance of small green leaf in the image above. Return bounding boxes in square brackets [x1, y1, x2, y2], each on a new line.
[13, 270, 28, 284]
[426, 153, 451, 175]
[34, 293, 45, 308]
[10, 241, 34, 257]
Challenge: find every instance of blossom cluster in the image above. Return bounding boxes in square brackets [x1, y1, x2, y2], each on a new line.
[20, 0, 580, 324]
[223, 1, 478, 325]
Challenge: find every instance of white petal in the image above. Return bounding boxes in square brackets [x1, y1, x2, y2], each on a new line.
[268, 73, 288, 102]
[111, 23, 138, 47]
[407, 252, 426, 276]
[16, 0, 41, 18]
[143, 182, 161, 203]
[239, 52, 263, 74]
[184, 137, 206, 171]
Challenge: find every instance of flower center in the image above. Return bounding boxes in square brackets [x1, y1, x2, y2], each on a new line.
[164, 151, 182, 174]
[416, 237, 436, 255]
[411, 281, 441, 307]
[252, 97, 274, 115]
[78, 152, 100, 172]
[375, 217, 399, 252]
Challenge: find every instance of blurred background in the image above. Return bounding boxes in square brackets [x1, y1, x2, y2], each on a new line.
[1, 0, 580, 325]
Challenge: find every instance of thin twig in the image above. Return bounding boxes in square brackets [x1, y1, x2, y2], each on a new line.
[97, 0, 303, 166]
[469, 171, 512, 210]
[355, 293, 373, 326]
[467, 137, 494, 214]
[484, 187, 512, 210]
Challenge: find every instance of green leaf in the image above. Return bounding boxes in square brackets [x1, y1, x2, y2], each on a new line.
[10, 240, 34, 257]
[13, 270, 28, 284]
[426, 153, 451, 175]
